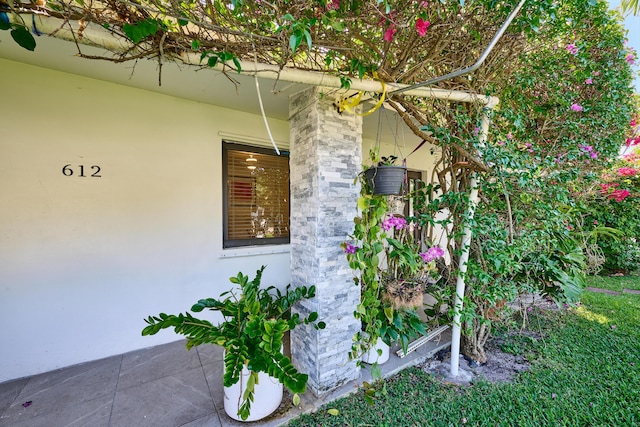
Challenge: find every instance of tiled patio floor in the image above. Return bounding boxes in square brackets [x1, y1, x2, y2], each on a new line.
[0, 330, 451, 427]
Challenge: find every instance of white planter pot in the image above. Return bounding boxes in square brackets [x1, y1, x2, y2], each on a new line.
[223, 365, 284, 422]
[361, 338, 390, 364]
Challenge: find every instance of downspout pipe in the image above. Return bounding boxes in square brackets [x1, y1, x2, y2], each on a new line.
[449, 107, 492, 377]
[387, 0, 526, 97]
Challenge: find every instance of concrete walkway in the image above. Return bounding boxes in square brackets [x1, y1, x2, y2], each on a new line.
[0, 330, 451, 427]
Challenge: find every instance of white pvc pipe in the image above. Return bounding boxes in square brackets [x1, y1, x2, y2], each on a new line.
[449, 108, 492, 376]
[16, 14, 498, 107]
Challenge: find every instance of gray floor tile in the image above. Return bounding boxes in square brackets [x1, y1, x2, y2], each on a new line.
[118, 340, 201, 390]
[110, 366, 214, 427]
[196, 345, 223, 366]
[0, 394, 112, 427]
[0, 377, 28, 413]
[179, 413, 223, 427]
[1, 356, 121, 419]
[201, 361, 224, 411]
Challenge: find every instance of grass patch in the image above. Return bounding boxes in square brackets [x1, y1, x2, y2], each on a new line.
[586, 271, 640, 292]
[287, 277, 640, 427]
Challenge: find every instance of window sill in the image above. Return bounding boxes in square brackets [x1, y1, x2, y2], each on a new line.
[219, 245, 291, 259]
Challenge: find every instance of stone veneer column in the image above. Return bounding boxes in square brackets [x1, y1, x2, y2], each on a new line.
[289, 87, 362, 395]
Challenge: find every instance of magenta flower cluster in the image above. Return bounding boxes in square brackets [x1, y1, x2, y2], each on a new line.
[382, 216, 408, 231]
[579, 144, 598, 159]
[626, 53, 636, 65]
[420, 246, 445, 263]
[344, 243, 358, 254]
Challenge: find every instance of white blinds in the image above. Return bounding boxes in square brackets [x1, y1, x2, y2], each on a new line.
[226, 146, 290, 242]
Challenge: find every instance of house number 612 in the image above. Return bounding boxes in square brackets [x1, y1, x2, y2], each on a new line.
[62, 164, 102, 177]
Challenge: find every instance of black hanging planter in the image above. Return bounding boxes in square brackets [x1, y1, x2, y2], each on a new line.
[364, 165, 407, 195]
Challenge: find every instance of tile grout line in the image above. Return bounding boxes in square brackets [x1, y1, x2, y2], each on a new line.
[0, 376, 31, 419]
[195, 346, 224, 426]
[106, 355, 123, 427]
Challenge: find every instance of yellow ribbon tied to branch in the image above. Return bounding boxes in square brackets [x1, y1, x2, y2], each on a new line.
[338, 75, 386, 116]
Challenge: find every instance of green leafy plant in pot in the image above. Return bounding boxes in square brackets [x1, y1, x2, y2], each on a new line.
[142, 266, 325, 421]
[342, 168, 443, 365]
[364, 152, 407, 196]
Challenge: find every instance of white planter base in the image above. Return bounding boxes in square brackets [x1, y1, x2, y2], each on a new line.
[361, 338, 390, 364]
[224, 368, 283, 422]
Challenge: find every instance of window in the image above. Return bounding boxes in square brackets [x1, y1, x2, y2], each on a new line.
[223, 142, 290, 248]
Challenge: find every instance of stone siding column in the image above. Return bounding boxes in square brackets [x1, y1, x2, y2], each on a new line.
[289, 87, 362, 395]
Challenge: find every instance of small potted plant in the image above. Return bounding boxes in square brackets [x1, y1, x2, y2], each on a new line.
[142, 266, 325, 422]
[363, 152, 407, 195]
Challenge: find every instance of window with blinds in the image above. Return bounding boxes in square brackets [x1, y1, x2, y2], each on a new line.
[223, 142, 290, 248]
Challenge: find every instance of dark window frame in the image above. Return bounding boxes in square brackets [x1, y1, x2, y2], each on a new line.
[222, 141, 290, 248]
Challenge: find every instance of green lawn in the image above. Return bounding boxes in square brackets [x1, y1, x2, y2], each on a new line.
[287, 275, 640, 427]
[586, 271, 640, 292]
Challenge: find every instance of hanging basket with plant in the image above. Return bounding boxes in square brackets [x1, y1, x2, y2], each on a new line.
[364, 155, 407, 195]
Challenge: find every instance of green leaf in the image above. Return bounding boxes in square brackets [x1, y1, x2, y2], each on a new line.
[232, 57, 242, 73]
[357, 303, 367, 315]
[292, 393, 300, 406]
[303, 29, 312, 49]
[0, 21, 11, 31]
[327, 408, 340, 416]
[330, 20, 346, 31]
[10, 27, 36, 51]
[122, 18, 159, 44]
[191, 40, 200, 50]
[289, 33, 301, 53]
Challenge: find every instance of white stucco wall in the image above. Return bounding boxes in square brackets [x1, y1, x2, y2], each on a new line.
[0, 58, 292, 382]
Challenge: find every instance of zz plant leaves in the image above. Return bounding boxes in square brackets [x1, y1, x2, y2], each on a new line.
[142, 265, 323, 420]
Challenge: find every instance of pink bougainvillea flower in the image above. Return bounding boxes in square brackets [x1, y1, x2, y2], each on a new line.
[570, 103, 583, 112]
[566, 43, 578, 55]
[384, 26, 397, 42]
[626, 53, 635, 65]
[415, 17, 430, 36]
[609, 189, 631, 202]
[497, 140, 505, 146]
[507, 132, 513, 139]
[579, 144, 593, 152]
[617, 167, 638, 177]
[420, 246, 445, 262]
[326, 0, 340, 10]
[585, 78, 593, 84]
